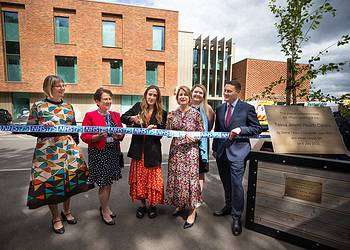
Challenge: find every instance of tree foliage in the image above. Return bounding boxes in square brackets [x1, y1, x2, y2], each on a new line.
[251, 0, 350, 105]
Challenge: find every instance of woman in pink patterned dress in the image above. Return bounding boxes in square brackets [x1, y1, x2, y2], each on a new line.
[166, 85, 204, 229]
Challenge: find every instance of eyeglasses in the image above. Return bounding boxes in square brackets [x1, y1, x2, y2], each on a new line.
[52, 84, 66, 88]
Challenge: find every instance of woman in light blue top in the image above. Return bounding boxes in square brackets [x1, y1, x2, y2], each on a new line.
[191, 84, 215, 192]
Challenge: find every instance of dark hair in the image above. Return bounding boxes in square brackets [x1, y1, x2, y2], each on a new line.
[94, 87, 113, 101]
[0, 109, 12, 125]
[225, 79, 241, 92]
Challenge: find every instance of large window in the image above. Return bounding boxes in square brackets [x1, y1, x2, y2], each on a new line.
[152, 26, 164, 51]
[110, 60, 122, 85]
[103, 21, 116, 47]
[56, 56, 77, 83]
[146, 62, 158, 86]
[3, 11, 21, 81]
[55, 16, 69, 44]
[192, 48, 200, 85]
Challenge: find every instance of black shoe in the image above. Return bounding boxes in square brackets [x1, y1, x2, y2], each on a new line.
[61, 211, 78, 225]
[183, 212, 197, 229]
[148, 206, 157, 219]
[213, 206, 231, 216]
[100, 207, 116, 218]
[52, 219, 65, 234]
[99, 207, 115, 225]
[136, 206, 148, 219]
[231, 218, 242, 236]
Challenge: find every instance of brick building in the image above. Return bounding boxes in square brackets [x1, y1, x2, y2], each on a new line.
[0, 0, 178, 122]
[232, 58, 310, 102]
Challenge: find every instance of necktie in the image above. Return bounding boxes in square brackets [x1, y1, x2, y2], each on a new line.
[225, 104, 232, 127]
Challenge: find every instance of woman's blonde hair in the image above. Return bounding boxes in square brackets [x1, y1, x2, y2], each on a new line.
[42, 75, 64, 97]
[191, 84, 209, 117]
[140, 85, 163, 124]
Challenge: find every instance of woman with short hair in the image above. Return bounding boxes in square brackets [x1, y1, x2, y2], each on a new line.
[26, 75, 92, 234]
[81, 87, 124, 225]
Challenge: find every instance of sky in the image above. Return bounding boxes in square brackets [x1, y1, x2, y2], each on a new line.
[97, 0, 350, 97]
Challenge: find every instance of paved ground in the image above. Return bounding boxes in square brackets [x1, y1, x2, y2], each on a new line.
[0, 134, 303, 250]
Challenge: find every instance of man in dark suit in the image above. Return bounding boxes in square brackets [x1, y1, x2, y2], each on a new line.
[212, 80, 261, 236]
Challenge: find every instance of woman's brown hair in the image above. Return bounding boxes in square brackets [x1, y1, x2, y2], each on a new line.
[140, 85, 163, 124]
[176, 85, 192, 102]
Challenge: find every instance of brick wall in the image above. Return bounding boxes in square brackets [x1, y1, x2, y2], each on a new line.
[0, 0, 178, 97]
[232, 58, 310, 102]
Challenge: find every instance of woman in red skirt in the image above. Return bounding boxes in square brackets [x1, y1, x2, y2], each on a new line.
[121, 85, 167, 218]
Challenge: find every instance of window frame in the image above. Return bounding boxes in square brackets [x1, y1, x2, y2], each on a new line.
[54, 16, 70, 44]
[152, 25, 165, 51]
[3, 11, 22, 82]
[146, 62, 158, 86]
[55, 56, 77, 84]
[102, 20, 116, 47]
[110, 59, 123, 85]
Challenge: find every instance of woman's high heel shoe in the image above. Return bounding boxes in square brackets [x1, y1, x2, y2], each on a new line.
[99, 207, 115, 225]
[183, 212, 197, 229]
[52, 218, 65, 234]
[61, 211, 77, 224]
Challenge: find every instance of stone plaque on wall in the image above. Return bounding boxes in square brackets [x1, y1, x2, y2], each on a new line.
[265, 106, 346, 154]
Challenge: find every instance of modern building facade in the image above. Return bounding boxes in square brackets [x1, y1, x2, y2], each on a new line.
[232, 58, 310, 102]
[177, 31, 235, 109]
[0, 0, 178, 122]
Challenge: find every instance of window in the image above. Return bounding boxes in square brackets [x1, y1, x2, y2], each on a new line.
[146, 62, 158, 86]
[55, 17, 69, 44]
[121, 95, 142, 114]
[3, 11, 21, 81]
[12, 93, 30, 122]
[56, 56, 77, 83]
[192, 48, 199, 85]
[110, 60, 122, 85]
[103, 21, 116, 47]
[152, 26, 164, 51]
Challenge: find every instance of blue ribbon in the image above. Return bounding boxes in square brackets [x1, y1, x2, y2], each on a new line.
[0, 124, 270, 139]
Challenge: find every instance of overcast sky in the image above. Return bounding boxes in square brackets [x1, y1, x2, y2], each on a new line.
[97, 0, 350, 97]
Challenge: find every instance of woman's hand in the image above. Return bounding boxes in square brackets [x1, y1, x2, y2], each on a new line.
[185, 134, 198, 143]
[42, 121, 56, 127]
[130, 115, 141, 125]
[146, 124, 157, 129]
[112, 133, 124, 140]
[93, 131, 107, 142]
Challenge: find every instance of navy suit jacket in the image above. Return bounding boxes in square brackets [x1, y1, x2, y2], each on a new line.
[212, 100, 261, 162]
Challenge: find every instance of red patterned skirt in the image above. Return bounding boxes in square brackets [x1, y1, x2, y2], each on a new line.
[129, 156, 164, 206]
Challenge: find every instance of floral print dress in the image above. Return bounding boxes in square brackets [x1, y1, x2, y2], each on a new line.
[166, 107, 204, 209]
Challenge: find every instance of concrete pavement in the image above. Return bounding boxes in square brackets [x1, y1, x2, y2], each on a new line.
[0, 134, 303, 250]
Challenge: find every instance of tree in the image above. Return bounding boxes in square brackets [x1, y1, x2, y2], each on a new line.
[251, 0, 350, 105]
